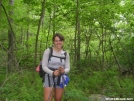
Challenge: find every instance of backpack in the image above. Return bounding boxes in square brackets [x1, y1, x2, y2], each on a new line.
[36, 47, 67, 81]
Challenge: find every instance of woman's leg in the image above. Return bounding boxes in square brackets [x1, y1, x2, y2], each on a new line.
[54, 88, 64, 101]
[44, 87, 54, 101]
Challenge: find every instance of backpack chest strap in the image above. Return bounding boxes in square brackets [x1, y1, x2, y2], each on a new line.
[49, 55, 66, 62]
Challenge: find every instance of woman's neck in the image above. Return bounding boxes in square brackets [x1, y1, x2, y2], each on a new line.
[53, 46, 62, 52]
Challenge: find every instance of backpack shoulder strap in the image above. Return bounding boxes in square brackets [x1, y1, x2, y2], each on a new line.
[64, 51, 67, 59]
[48, 47, 67, 61]
[48, 47, 53, 61]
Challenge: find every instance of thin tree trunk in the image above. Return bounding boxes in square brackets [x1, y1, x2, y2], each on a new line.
[85, 26, 92, 59]
[74, 0, 78, 66]
[6, 0, 17, 72]
[74, 25, 77, 65]
[52, 0, 56, 35]
[75, 0, 81, 67]
[77, 17, 80, 61]
[34, 0, 46, 66]
[109, 38, 121, 71]
[46, 13, 52, 49]
[0, 0, 2, 18]
[1, 4, 15, 36]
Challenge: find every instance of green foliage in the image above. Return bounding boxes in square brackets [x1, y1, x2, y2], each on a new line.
[0, 0, 134, 100]
[0, 66, 134, 101]
[0, 70, 43, 101]
[116, 36, 134, 73]
[68, 66, 134, 99]
[63, 89, 89, 101]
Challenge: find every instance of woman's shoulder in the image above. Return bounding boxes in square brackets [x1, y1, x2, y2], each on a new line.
[44, 47, 51, 54]
[62, 50, 69, 57]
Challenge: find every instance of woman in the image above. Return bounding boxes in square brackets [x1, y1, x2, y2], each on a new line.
[42, 33, 70, 101]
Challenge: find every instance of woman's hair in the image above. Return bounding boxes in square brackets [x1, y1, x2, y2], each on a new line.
[52, 33, 64, 42]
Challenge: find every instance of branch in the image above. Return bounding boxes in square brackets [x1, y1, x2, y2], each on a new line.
[1, 3, 15, 36]
[0, 43, 7, 52]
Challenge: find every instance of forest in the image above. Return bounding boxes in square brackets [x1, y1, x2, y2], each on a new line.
[0, 0, 134, 101]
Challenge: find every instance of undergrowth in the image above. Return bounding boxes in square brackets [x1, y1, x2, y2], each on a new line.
[0, 67, 134, 101]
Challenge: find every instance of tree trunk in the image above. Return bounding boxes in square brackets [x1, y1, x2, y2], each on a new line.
[85, 26, 92, 59]
[75, 0, 81, 67]
[7, 0, 17, 72]
[34, 0, 46, 66]
[46, 13, 52, 49]
[101, 28, 104, 68]
[0, 0, 2, 18]
[74, 23, 77, 66]
[109, 38, 121, 72]
[52, 0, 56, 35]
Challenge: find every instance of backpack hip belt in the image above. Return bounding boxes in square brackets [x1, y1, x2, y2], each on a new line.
[46, 68, 62, 87]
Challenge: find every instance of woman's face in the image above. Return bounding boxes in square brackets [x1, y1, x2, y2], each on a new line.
[53, 36, 63, 49]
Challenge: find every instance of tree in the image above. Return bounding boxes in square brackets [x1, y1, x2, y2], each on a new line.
[74, 0, 81, 67]
[0, 0, 2, 17]
[7, 0, 17, 72]
[34, 0, 46, 66]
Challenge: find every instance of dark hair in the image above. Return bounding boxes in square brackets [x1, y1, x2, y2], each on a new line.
[52, 33, 64, 42]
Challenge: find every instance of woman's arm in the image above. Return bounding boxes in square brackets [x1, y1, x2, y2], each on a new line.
[64, 52, 70, 74]
[42, 48, 54, 76]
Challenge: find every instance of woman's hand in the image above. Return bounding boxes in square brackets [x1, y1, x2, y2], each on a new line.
[59, 67, 65, 74]
[53, 70, 60, 76]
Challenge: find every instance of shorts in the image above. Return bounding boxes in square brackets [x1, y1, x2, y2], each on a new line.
[43, 74, 62, 88]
